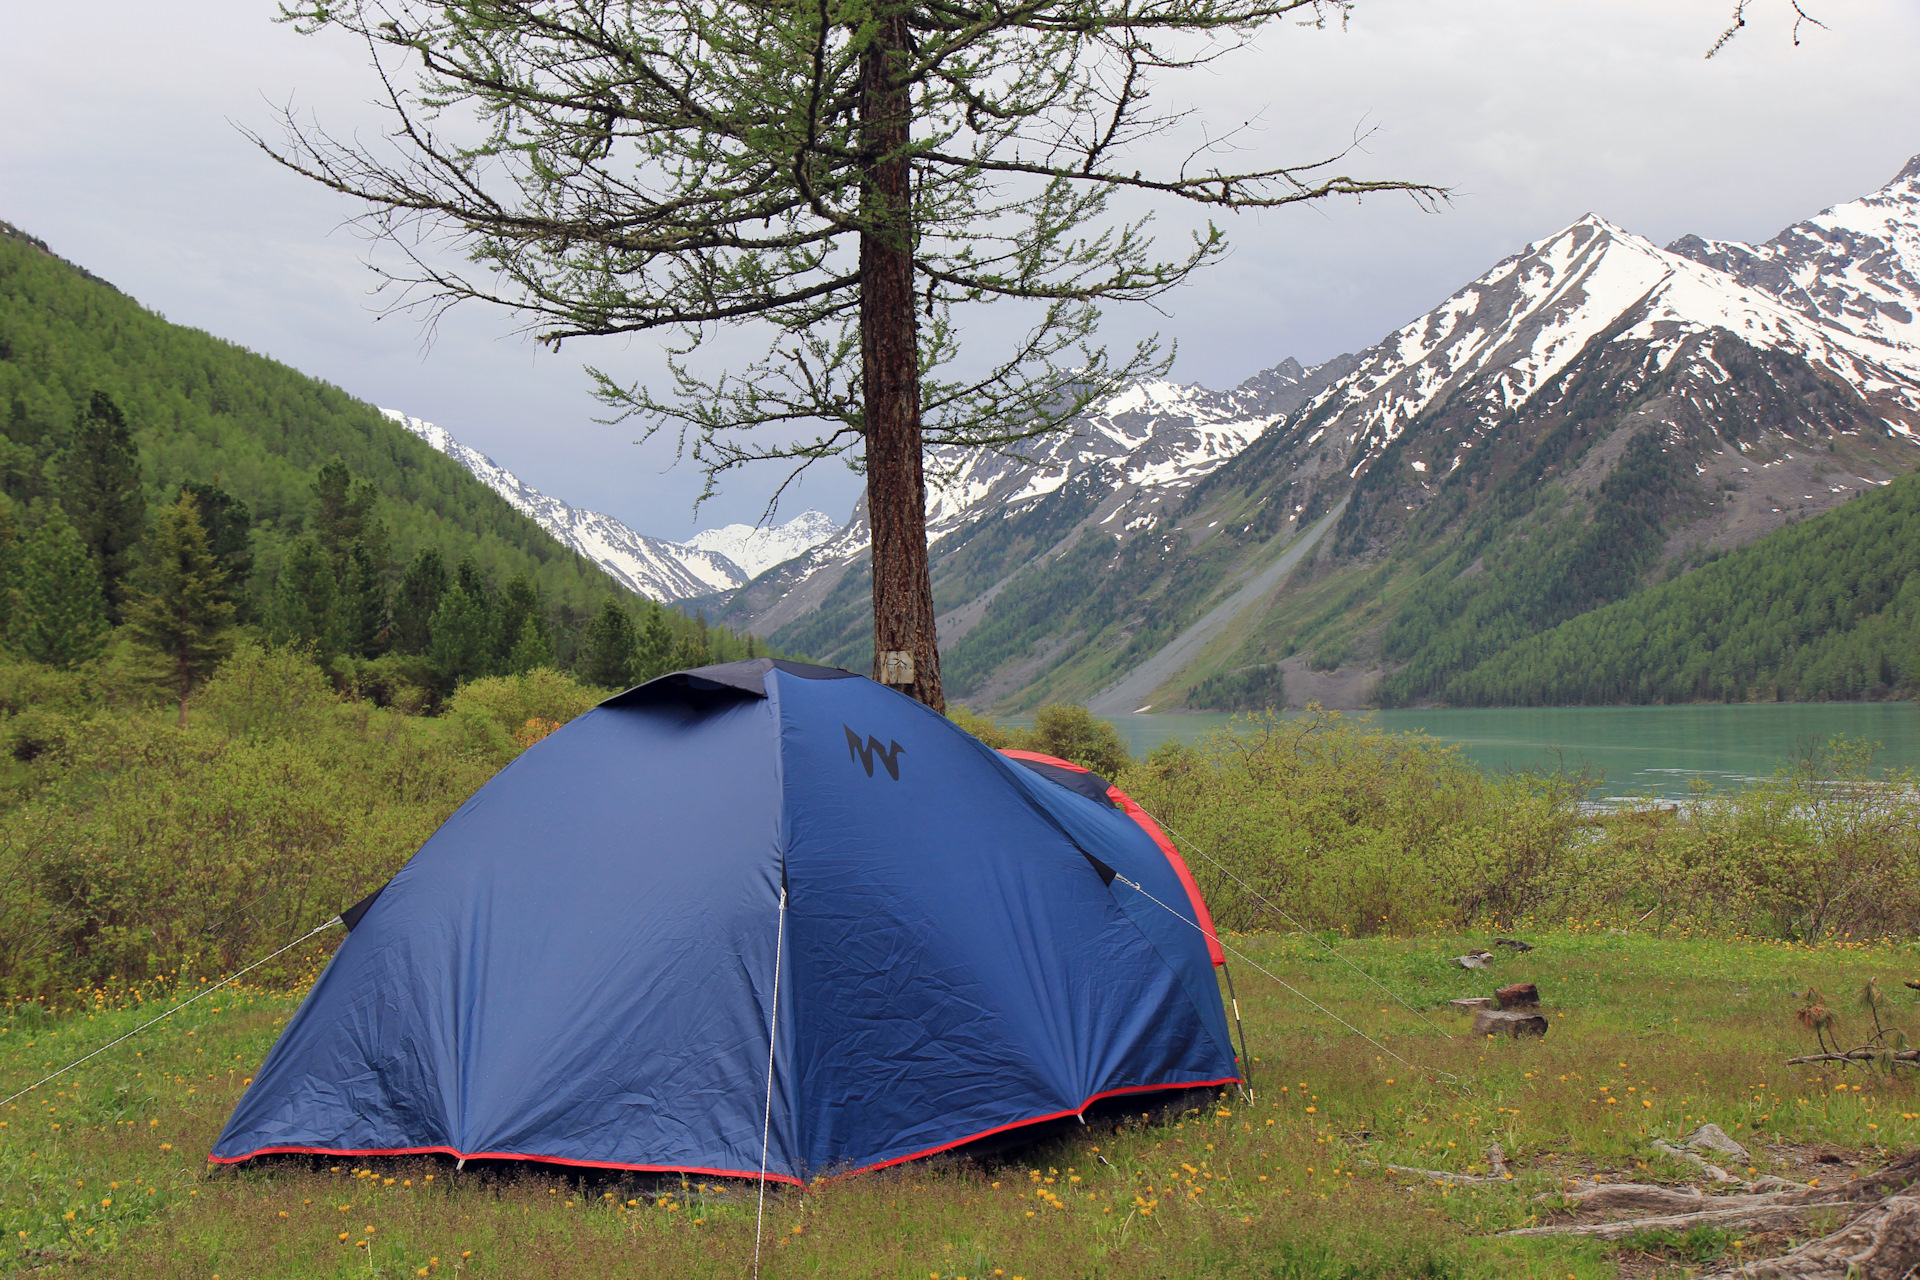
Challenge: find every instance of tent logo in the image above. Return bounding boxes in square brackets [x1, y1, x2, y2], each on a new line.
[844, 725, 906, 781]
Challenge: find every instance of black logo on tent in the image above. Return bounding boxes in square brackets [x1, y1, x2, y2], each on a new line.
[845, 726, 906, 780]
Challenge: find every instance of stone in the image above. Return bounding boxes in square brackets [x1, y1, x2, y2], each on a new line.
[1495, 982, 1541, 1010]
[1685, 1123, 1751, 1161]
[1448, 997, 1495, 1014]
[1453, 951, 1494, 970]
[1471, 1008, 1548, 1039]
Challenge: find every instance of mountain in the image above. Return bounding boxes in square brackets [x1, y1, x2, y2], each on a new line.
[380, 410, 839, 602]
[713, 153, 1920, 710]
[713, 357, 1353, 667]
[0, 220, 627, 614]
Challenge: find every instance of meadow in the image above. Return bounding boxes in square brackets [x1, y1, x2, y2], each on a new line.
[4, 927, 1917, 1278]
[4, 650, 1919, 1276]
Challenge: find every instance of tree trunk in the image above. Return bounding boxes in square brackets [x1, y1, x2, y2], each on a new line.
[859, 4, 944, 712]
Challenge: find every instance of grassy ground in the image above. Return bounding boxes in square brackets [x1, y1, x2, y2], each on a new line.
[4, 928, 1918, 1279]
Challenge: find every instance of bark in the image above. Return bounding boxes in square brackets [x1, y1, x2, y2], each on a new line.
[859, 4, 944, 711]
[1503, 1202, 1843, 1240]
[1701, 1196, 1920, 1279]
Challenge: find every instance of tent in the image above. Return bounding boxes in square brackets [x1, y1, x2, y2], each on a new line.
[211, 659, 1238, 1182]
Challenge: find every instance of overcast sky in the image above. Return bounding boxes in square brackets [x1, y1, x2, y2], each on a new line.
[3, 1, 1916, 539]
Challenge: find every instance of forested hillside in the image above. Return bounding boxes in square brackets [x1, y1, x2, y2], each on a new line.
[1440, 473, 1920, 705]
[0, 219, 760, 699]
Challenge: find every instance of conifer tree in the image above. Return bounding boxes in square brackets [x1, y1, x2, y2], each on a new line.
[633, 606, 674, 684]
[581, 597, 637, 688]
[178, 481, 255, 621]
[266, 0, 1436, 711]
[308, 458, 379, 561]
[342, 542, 390, 657]
[126, 493, 236, 728]
[270, 537, 345, 656]
[58, 390, 145, 622]
[506, 623, 557, 675]
[12, 505, 109, 668]
[494, 575, 548, 669]
[390, 548, 449, 655]
[428, 576, 495, 687]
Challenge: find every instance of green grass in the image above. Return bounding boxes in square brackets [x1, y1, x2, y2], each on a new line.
[4, 928, 1918, 1278]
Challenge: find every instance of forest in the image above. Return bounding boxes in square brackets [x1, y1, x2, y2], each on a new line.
[1442, 469, 1920, 705]
[0, 220, 763, 717]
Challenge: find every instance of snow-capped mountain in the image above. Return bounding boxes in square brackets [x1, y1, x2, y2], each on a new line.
[713, 357, 1351, 639]
[379, 410, 840, 602]
[685, 509, 840, 579]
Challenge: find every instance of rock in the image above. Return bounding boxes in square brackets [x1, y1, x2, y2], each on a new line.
[1654, 1137, 1739, 1183]
[1471, 1008, 1548, 1039]
[1453, 951, 1494, 970]
[1686, 1123, 1751, 1161]
[1495, 982, 1540, 1010]
[1493, 938, 1533, 952]
[1448, 997, 1495, 1014]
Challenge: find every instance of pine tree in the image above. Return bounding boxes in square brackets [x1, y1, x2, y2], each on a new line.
[495, 575, 549, 670]
[506, 624, 557, 675]
[11, 505, 109, 668]
[390, 548, 449, 655]
[308, 458, 379, 561]
[633, 606, 674, 683]
[581, 598, 637, 688]
[178, 481, 254, 621]
[428, 579, 495, 688]
[342, 542, 389, 657]
[126, 493, 236, 728]
[57, 390, 145, 622]
[270, 537, 344, 657]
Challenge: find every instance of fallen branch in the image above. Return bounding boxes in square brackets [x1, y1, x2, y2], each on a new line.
[1503, 1202, 1841, 1240]
[1384, 1143, 1513, 1185]
[1701, 1194, 1920, 1279]
[1784, 1049, 1919, 1066]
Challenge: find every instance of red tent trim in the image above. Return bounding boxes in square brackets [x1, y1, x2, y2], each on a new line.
[998, 749, 1226, 966]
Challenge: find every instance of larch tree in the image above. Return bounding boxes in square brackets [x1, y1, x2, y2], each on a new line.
[126, 493, 237, 728]
[263, 0, 1436, 709]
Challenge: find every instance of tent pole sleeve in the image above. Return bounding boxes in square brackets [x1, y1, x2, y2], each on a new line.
[753, 885, 789, 1280]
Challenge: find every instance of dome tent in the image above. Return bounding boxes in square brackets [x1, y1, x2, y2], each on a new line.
[211, 659, 1238, 1181]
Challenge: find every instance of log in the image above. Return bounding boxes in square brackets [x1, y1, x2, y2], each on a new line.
[1471, 1008, 1548, 1039]
[1495, 983, 1540, 1010]
[1503, 1202, 1842, 1240]
[1700, 1195, 1920, 1279]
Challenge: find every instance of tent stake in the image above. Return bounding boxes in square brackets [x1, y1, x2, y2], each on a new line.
[1222, 959, 1255, 1101]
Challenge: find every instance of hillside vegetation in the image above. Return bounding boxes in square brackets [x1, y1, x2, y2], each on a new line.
[1443, 470, 1920, 705]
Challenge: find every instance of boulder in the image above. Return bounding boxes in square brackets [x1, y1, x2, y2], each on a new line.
[1448, 997, 1495, 1014]
[1685, 1123, 1751, 1161]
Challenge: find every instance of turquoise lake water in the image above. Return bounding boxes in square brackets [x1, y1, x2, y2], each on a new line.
[1024, 704, 1920, 802]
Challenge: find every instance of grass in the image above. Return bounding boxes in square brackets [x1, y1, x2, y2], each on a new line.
[4, 928, 1918, 1278]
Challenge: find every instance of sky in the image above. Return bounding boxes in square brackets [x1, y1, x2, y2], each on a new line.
[3, 0, 1917, 540]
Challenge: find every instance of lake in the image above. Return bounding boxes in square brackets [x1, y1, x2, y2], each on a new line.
[1040, 704, 1920, 803]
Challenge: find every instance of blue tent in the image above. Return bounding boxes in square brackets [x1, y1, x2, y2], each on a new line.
[212, 660, 1237, 1182]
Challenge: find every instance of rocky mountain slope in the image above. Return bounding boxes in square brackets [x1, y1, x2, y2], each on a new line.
[723, 153, 1920, 709]
[380, 410, 838, 602]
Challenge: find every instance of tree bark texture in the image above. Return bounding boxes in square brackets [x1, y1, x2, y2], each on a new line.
[860, 5, 945, 712]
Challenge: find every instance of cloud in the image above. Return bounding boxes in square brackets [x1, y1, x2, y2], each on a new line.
[2, 0, 1913, 537]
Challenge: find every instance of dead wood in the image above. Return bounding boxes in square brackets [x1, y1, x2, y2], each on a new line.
[1495, 982, 1540, 1010]
[1700, 1195, 1920, 1279]
[1471, 1008, 1547, 1039]
[1653, 1137, 1740, 1183]
[1503, 1202, 1842, 1240]
[1784, 1049, 1919, 1066]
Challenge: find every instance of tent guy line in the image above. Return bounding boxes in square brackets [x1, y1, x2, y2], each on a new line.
[1109, 870, 1460, 1092]
[0, 918, 343, 1109]
[1148, 814, 1457, 1042]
